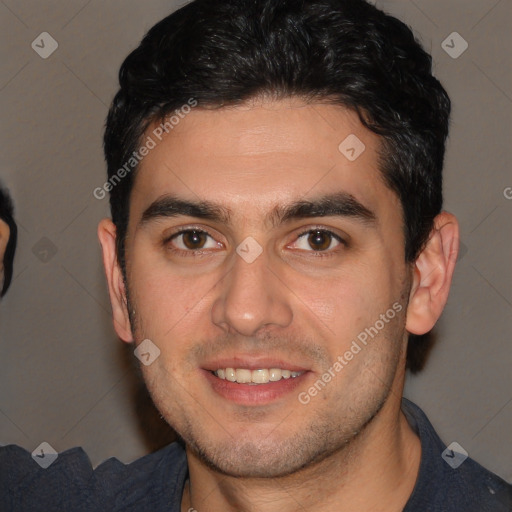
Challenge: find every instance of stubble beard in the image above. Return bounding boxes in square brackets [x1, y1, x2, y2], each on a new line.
[123, 273, 408, 479]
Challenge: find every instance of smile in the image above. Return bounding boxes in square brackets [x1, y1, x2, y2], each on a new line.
[213, 368, 304, 384]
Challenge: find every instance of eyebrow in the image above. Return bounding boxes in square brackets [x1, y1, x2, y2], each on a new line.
[140, 196, 231, 226]
[139, 192, 377, 229]
[268, 192, 377, 227]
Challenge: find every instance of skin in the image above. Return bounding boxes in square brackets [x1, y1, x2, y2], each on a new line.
[99, 97, 459, 512]
[0, 218, 10, 288]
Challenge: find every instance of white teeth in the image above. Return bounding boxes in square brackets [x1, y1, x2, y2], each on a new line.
[252, 369, 269, 383]
[235, 368, 252, 383]
[213, 368, 304, 384]
[269, 368, 282, 381]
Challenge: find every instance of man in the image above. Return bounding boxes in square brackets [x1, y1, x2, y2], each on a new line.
[1, 0, 510, 510]
[0, 185, 16, 297]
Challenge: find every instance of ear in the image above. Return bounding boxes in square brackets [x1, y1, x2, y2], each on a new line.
[97, 218, 134, 342]
[0, 218, 10, 284]
[406, 212, 459, 335]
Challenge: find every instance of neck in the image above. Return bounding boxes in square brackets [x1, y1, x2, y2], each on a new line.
[181, 392, 421, 512]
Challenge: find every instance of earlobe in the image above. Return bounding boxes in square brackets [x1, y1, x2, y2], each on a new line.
[406, 212, 459, 335]
[97, 218, 134, 342]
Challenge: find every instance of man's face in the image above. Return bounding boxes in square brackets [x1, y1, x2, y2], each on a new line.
[122, 98, 411, 478]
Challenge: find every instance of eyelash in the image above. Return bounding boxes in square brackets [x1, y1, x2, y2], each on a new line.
[163, 226, 346, 257]
[291, 227, 346, 256]
[163, 227, 223, 258]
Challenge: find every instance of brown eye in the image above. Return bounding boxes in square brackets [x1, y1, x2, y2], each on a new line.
[170, 230, 219, 251]
[291, 229, 343, 253]
[307, 230, 334, 251]
[181, 230, 208, 249]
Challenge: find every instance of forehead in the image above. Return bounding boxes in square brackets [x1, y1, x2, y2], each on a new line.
[130, 98, 398, 223]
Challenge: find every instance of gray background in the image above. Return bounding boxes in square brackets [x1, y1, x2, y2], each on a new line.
[0, 0, 510, 482]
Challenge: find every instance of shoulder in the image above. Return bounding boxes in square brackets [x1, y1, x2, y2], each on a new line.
[97, 442, 188, 510]
[402, 399, 512, 512]
[0, 442, 187, 512]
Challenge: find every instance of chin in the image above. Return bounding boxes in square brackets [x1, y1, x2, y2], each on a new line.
[184, 425, 347, 479]
[193, 443, 310, 478]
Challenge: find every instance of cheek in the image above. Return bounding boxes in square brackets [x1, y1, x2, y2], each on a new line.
[127, 251, 222, 340]
[293, 257, 404, 344]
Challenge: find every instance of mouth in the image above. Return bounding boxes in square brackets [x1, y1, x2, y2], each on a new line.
[202, 360, 310, 405]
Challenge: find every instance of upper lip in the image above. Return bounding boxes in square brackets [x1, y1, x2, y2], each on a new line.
[201, 355, 310, 372]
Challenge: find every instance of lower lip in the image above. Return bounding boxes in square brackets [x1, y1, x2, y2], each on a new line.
[202, 369, 310, 406]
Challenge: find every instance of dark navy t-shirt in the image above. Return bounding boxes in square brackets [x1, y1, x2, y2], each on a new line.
[1, 399, 510, 511]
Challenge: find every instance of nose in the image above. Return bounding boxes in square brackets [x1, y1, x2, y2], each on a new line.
[211, 246, 293, 336]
